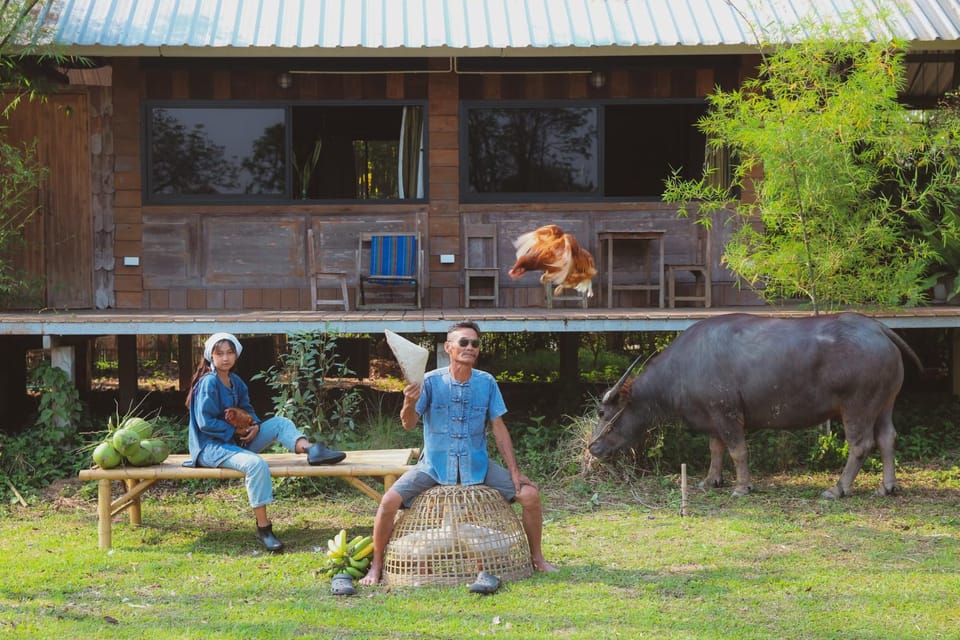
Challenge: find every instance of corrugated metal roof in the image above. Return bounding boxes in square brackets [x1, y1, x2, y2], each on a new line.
[32, 0, 960, 56]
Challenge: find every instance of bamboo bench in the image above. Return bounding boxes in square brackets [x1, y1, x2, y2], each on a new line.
[78, 448, 418, 549]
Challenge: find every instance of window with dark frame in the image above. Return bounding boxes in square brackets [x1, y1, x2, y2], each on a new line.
[465, 106, 599, 196]
[144, 102, 426, 203]
[462, 100, 712, 201]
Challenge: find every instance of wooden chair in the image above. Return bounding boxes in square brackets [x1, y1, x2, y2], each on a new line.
[307, 228, 349, 311]
[463, 223, 499, 307]
[357, 233, 422, 309]
[665, 222, 712, 308]
[544, 283, 589, 308]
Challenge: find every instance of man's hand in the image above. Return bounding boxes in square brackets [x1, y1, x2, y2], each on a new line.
[512, 470, 537, 495]
[400, 383, 422, 431]
[402, 382, 422, 401]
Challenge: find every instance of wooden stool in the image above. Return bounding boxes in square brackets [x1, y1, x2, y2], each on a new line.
[382, 484, 533, 587]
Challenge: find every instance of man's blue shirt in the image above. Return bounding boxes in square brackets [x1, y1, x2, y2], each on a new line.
[415, 367, 507, 485]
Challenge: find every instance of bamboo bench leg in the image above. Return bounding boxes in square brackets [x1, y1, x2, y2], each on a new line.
[97, 479, 112, 550]
[126, 479, 142, 526]
[384, 474, 398, 492]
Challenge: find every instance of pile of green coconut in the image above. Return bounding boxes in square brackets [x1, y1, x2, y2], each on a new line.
[92, 415, 172, 468]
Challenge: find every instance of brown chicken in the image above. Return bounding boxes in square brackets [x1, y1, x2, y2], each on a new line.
[224, 406, 255, 441]
[508, 224, 596, 298]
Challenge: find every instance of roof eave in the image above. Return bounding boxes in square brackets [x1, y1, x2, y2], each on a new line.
[55, 44, 772, 58]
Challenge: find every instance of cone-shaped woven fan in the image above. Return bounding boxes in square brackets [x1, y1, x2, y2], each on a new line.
[385, 330, 429, 384]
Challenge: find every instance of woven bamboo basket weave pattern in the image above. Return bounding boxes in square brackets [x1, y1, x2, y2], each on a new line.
[382, 484, 534, 587]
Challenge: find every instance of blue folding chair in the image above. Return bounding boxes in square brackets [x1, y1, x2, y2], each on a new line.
[358, 233, 422, 308]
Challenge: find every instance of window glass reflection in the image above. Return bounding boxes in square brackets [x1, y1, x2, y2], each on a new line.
[149, 108, 285, 197]
[466, 107, 598, 194]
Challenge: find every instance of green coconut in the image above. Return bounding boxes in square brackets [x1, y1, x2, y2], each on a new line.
[92, 441, 123, 469]
[124, 441, 154, 466]
[112, 427, 142, 457]
[121, 416, 154, 439]
[139, 438, 171, 465]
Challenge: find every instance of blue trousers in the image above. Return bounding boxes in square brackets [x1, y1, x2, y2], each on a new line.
[220, 416, 305, 509]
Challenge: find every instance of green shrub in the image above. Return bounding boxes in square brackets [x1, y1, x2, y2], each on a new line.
[252, 330, 363, 446]
[0, 360, 89, 500]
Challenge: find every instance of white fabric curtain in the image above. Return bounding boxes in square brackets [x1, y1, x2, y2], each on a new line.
[398, 106, 424, 199]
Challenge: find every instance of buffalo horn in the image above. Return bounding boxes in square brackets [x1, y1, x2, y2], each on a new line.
[601, 352, 646, 404]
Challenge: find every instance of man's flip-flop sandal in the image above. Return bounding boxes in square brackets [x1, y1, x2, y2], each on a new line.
[468, 570, 501, 595]
[331, 573, 356, 596]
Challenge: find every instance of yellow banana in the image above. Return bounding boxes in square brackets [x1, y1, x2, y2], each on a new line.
[327, 538, 344, 557]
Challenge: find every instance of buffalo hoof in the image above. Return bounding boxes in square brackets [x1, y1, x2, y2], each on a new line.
[876, 483, 900, 497]
[820, 485, 846, 499]
[731, 485, 752, 497]
[697, 478, 723, 490]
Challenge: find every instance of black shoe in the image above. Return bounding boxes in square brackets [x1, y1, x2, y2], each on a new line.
[331, 573, 356, 596]
[306, 442, 346, 465]
[469, 570, 501, 595]
[256, 523, 284, 553]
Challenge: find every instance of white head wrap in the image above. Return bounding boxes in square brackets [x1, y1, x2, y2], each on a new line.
[204, 332, 243, 362]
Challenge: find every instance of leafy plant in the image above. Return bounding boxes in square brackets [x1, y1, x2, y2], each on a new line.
[502, 414, 561, 478]
[292, 139, 322, 199]
[252, 330, 364, 444]
[30, 358, 83, 430]
[0, 359, 88, 500]
[662, 8, 958, 310]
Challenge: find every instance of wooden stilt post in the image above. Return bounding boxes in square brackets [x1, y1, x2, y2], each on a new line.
[680, 463, 688, 517]
[117, 335, 138, 413]
[178, 334, 194, 393]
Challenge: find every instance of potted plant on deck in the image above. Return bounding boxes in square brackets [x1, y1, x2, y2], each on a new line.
[293, 140, 322, 200]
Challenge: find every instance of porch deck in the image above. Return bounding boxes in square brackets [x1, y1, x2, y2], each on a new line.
[3, 304, 960, 337]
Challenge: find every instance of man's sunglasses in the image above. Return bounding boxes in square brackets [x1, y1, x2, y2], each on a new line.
[454, 338, 480, 348]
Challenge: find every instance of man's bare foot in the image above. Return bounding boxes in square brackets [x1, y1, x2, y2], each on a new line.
[359, 566, 382, 586]
[533, 557, 558, 572]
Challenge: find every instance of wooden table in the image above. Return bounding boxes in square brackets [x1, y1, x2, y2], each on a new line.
[597, 230, 666, 308]
[78, 448, 418, 549]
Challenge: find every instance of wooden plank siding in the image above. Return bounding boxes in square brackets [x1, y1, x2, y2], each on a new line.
[4, 92, 96, 309]
[101, 57, 753, 312]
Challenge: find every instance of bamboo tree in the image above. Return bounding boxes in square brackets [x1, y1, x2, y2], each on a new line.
[663, 7, 960, 311]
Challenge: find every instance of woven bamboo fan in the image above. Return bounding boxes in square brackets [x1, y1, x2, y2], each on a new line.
[382, 484, 534, 587]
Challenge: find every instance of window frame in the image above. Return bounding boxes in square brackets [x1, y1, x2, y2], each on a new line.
[142, 99, 429, 205]
[459, 98, 709, 204]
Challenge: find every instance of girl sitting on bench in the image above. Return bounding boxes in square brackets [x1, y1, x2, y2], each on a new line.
[185, 332, 345, 552]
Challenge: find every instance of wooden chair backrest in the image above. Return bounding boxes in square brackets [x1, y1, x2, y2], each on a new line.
[464, 224, 497, 270]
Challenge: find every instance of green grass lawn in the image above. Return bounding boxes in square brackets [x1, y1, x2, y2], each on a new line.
[2, 466, 959, 639]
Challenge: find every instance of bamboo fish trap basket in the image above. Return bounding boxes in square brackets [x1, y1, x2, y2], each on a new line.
[382, 484, 534, 587]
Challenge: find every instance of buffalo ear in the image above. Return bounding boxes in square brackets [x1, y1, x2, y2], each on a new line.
[619, 376, 634, 402]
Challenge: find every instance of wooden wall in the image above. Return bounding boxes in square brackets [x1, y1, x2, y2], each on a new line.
[106, 56, 755, 311]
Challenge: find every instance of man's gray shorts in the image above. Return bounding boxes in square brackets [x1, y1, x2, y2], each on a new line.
[389, 461, 516, 508]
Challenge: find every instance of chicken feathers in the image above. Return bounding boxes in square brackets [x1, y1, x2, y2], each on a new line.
[508, 224, 596, 297]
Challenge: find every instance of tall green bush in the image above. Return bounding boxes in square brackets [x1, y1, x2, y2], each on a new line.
[252, 331, 363, 445]
[662, 9, 960, 310]
[0, 359, 87, 499]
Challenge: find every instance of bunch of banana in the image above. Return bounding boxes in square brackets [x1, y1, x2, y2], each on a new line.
[320, 529, 373, 579]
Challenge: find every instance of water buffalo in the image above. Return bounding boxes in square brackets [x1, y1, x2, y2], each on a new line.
[588, 313, 922, 498]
